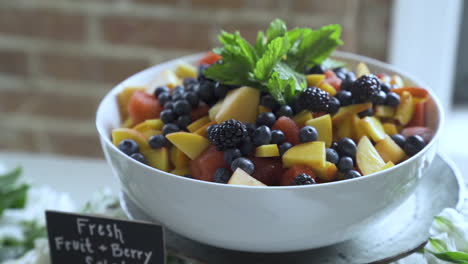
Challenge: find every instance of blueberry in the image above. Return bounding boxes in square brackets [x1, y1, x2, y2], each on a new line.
[197, 80, 216, 103]
[358, 108, 374, 118]
[149, 134, 168, 148]
[299, 126, 318, 143]
[345, 71, 356, 82]
[214, 84, 228, 99]
[391, 134, 406, 148]
[160, 109, 176, 123]
[183, 77, 197, 89]
[239, 138, 255, 155]
[256, 112, 276, 127]
[279, 142, 293, 155]
[245, 123, 256, 137]
[162, 123, 180, 135]
[164, 101, 174, 110]
[173, 85, 185, 95]
[336, 90, 353, 106]
[404, 135, 426, 156]
[331, 141, 339, 150]
[342, 170, 361, 180]
[372, 90, 387, 105]
[177, 115, 192, 129]
[326, 148, 339, 165]
[385, 92, 400, 107]
[172, 92, 185, 101]
[174, 100, 192, 116]
[252, 125, 271, 146]
[260, 94, 279, 111]
[380, 82, 391, 93]
[118, 139, 139, 155]
[213, 168, 232, 184]
[224, 148, 242, 165]
[154, 86, 169, 97]
[275, 105, 293, 118]
[333, 67, 347, 80]
[337, 137, 357, 158]
[338, 156, 354, 172]
[270, 130, 285, 144]
[307, 64, 325, 74]
[184, 91, 199, 107]
[328, 97, 340, 114]
[130, 153, 147, 164]
[158, 92, 172, 106]
[341, 79, 354, 91]
[231, 157, 255, 175]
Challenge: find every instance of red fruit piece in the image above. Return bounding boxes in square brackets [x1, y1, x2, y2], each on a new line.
[251, 157, 284, 186]
[190, 103, 210, 121]
[407, 102, 425, 127]
[401, 126, 434, 143]
[128, 91, 162, 125]
[280, 165, 316, 186]
[199, 51, 222, 65]
[272, 117, 301, 145]
[190, 146, 230, 182]
[324, 70, 342, 91]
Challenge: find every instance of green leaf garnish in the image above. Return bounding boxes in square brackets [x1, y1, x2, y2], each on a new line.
[204, 19, 343, 103]
[0, 166, 29, 217]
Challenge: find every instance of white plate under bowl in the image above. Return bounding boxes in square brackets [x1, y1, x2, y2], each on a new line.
[120, 154, 464, 264]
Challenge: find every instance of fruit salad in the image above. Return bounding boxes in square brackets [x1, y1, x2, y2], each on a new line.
[111, 19, 434, 186]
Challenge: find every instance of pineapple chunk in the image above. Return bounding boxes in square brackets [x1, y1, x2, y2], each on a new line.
[380, 161, 395, 170]
[318, 81, 337, 96]
[375, 106, 395, 119]
[282, 141, 326, 169]
[375, 135, 406, 164]
[187, 116, 211, 133]
[360, 116, 386, 142]
[145, 148, 171, 172]
[215, 86, 260, 124]
[356, 136, 386, 175]
[255, 144, 280, 157]
[306, 74, 325, 87]
[332, 103, 372, 124]
[383, 123, 398, 135]
[293, 110, 313, 127]
[395, 91, 415, 126]
[356, 62, 370, 77]
[112, 128, 150, 153]
[166, 132, 210, 159]
[228, 168, 266, 186]
[305, 114, 332, 147]
[175, 62, 197, 79]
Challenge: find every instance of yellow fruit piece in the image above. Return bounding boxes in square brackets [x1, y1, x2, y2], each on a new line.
[375, 135, 406, 164]
[395, 91, 415, 126]
[166, 132, 210, 160]
[306, 74, 325, 87]
[282, 141, 326, 169]
[332, 103, 372, 124]
[336, 117, 353, 141]
[351, 115, 367, 142]
[255, 144, 280, 157]
[380, 161, 395, 170]
[413, 96, 428, 104]
[209, 100, 223, 121]
[228, 168, 266, 186]
[187, 116, 211, 133]
[170, 167, 191, 176]
[258, 105, 271, 114]
[357, 136, 385, 175]
[122, 117, 134, 128]
[318, 81, 337, 96]
[118, 86, 146, 120]
[170, 145, 190, 168]
[375, 105, 395, 119]
[145, 148, 171, 172]
[215, 86, 260, 124]
[133, 119, 164, 133]
[360, 116, 386, 142]
[356, 62, 370, 77]
[305, 114, 332, 147]
[379, 75, 391, 83]
[141, 129, 162, 139]
[175, 62, 197, 79]
[293, 110, 313, 127]
[314, 161, 338, 182]
[390, 75, 404, 88]
[146, 69, 181, 93]
[112, 128, 150, 153]
[194, 121, 217, 138]
[383, 123, 398, 135]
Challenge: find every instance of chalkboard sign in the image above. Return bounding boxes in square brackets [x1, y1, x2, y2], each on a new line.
[45, 211, 165, 264]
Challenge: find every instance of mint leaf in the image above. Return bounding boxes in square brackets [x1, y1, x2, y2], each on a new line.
[255, 31, 266, 56]
[254, 36, 290, 82]
[266, 19, 287, 43]
[0, 167, 22, 191]
[0, 167, 29, 217]
[267, 63, 306, 104]
[321, 58, 347, 69]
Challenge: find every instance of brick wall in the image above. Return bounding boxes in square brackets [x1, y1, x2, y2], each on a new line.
[0, 0, 392, 158]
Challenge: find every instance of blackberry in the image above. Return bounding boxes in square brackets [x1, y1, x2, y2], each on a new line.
[293, 173, 316, 185]
[208, 119, 248, 150]
[298, 87, 330, 112]
[351, 74, 381, 103]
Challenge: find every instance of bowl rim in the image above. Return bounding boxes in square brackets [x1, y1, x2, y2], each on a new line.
[96, 50, 445, 190]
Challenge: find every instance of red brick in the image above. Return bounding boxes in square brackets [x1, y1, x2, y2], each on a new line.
[99, 16, 212, 50]
[46, 131, 104, 158]
[291, 0, 346, 15]
[0, 50, 29, 76]
[0, 8, 87, 42]
[190, 0, 242, 9]
[38, 53, 150, 84]
[0, 126, 38, 152]
[0, 89, 30, 113]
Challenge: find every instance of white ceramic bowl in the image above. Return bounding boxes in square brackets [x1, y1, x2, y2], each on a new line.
[96, 51, 443, 252]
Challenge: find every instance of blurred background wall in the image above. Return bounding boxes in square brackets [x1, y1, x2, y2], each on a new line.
[0, 0, 394, 157]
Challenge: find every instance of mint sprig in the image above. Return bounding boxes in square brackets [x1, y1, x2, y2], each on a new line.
[204, 19, 343, 103]
[0, 167, 28, 217]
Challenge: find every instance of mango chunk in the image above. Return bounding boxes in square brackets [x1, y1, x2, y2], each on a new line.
[175, 62, 197, 79]
[209, 100, 224, 121]
[360, 116, 386, 142]
[258, 105, 270, 114]
[375, 135, 406, 164]
[293, 110, 313, 127]
[356, 136, 385, 175]
[170, 167, 191, 176]
[380, 161, 395, 170]
[314, 161, 338, 182]
[228, 168, 266, 186]
[215, 86, 260, 124]
[383, 123, 398, 135]
[146, 69, 181, 93]
[305, 114, 332, 147]
[306, 74, 325, 87]
[332, 103, 372, 124]
[170, 145, 190, 168]
[318, 81, 337, 96]
[122, 117, 134, 128]
[194, 121, 217, 138]
[375, 105, 395, 119]
[112, 128, 150, 153]
[336, 117, 353, 141]
[145, 147, 171, 172]
[255, 144, 280, 157]
[282, 141, 326, 169]
[141, 129, 162, 139]
[133, 119, 164, 133]
[166, 132, 210, 159]
[118, 86, 146, 120]
[187, 116, 211, 133]
[351, 115, 367, 142]
[395, 91, 415, 126]
[356, 62, 370, 77]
